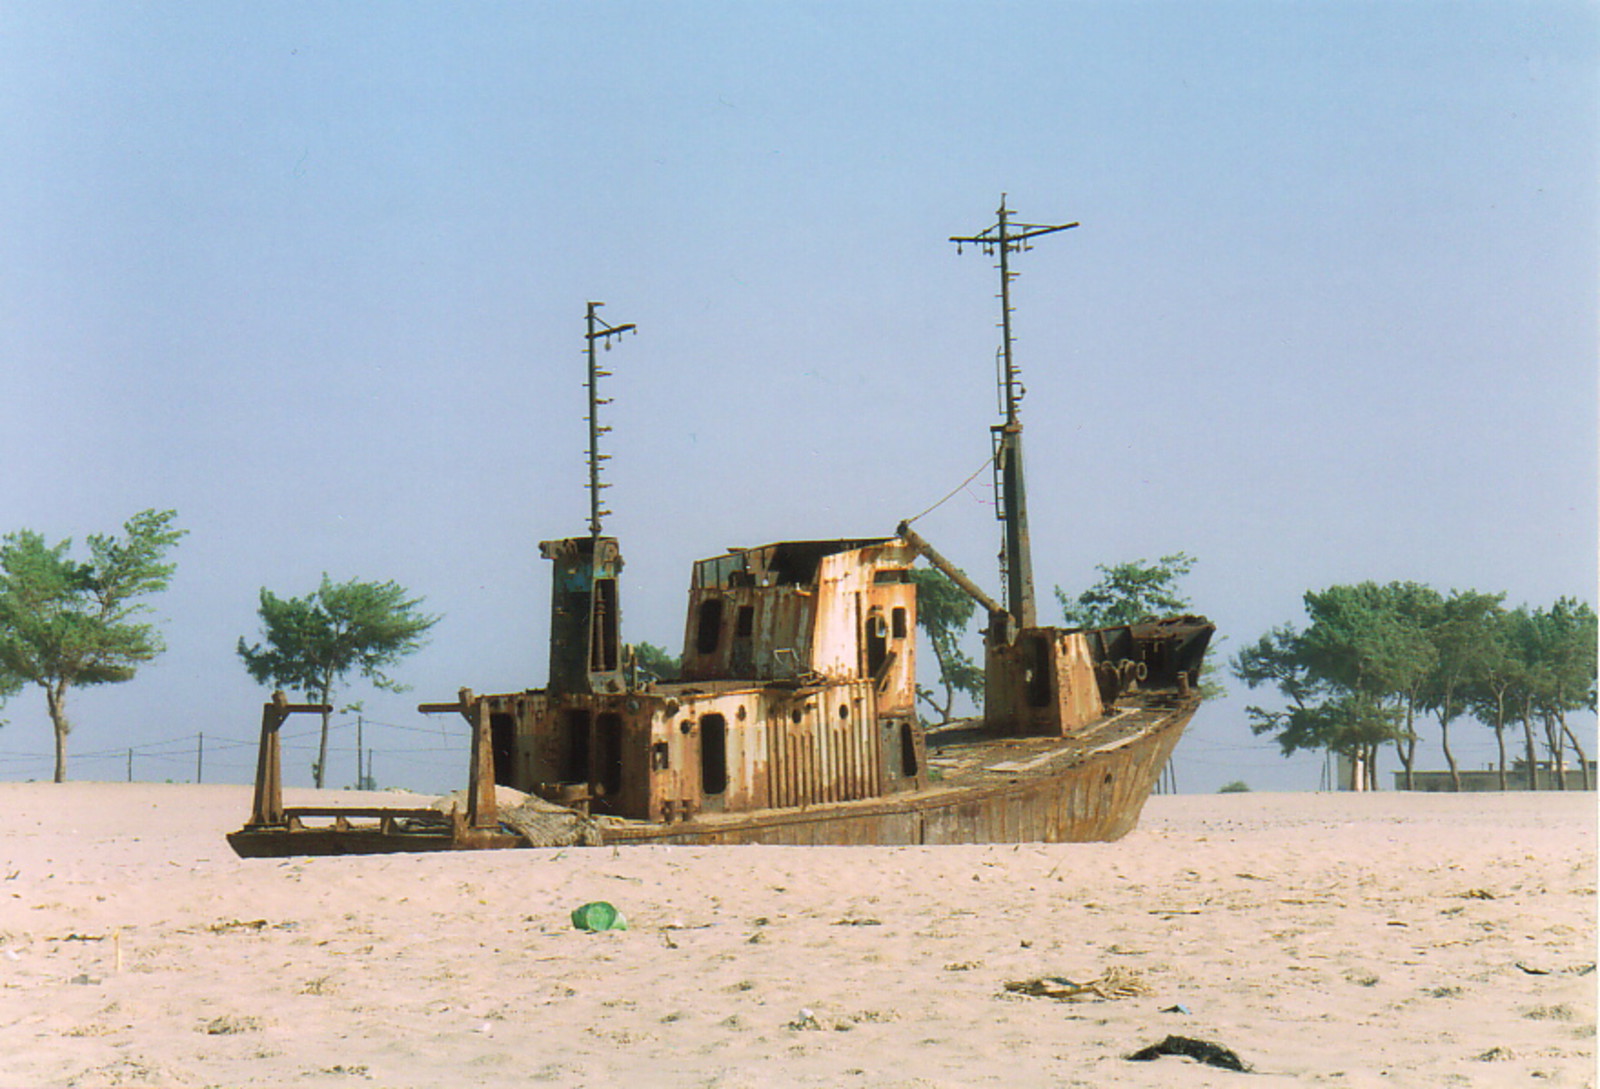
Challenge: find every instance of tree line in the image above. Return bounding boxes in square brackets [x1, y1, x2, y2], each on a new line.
[6, 511, 1592, 794]
[1232, 584, 1596, 791]
[0, 509, 437, 784]
[912, 555, 1597, 794]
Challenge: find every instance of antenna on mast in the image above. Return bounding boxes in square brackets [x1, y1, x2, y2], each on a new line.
[949, 195, 1076, 629]
[583, 301, 636, 538]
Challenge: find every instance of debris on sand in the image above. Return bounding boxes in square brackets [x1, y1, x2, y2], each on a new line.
[1126, 1035, 1250, 1071]
[1004, 967, 1150, 1002]
[570, 901, 628, 932]
[201, 1015, 263, 1036]
[431, 787, 604, 847]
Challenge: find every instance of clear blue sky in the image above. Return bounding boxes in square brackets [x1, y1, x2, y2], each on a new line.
[2, 2, 1594, 792]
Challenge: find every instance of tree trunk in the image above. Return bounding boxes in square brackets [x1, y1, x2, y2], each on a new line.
[45, 681, 71, 783]
[316, 707, 330, 789]
[1439, 716, 1460, 792]
[1492, 690, 1508, 790]
[1399, 699, 1417, 790]
[1520, 706, 1540, 790]
[1561, 718, 1592, 790]
[1543, 714, 1567, 790]
[924, 640, 955, 725]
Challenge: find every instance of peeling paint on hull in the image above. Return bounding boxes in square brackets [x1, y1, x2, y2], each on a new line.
[226, 694, 1195, 857]
[600, 703, 1191, 846]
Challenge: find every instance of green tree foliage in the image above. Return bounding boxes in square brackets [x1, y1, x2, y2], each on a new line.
[1218, 780, 1251, 793]
[632, 641, 681, 681]
[1463, 605, 1523, 789]
[1421, 590, 1506, 791]
[1510, 599, 1597, 790]
[1233, 582, 1435, 787]
[1303, 582, 1439, 788]
[1240, 582, 1595, 791]
[0, 510, 186, 782]
[0, 670, 20, 723]
[909, 568, 984, 725]
[1054, 552, 1196, 629]
[238, 575, 439, 788]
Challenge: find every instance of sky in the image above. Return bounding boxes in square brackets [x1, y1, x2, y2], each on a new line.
[1, 1, 1595, 794]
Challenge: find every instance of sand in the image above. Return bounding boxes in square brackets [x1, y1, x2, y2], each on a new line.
[0, 783, 1592, 1088]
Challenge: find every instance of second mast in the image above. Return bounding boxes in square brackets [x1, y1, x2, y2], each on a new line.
[950, 196, 1077, 629]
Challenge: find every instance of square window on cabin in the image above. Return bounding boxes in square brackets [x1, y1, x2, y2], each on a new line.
[696, 598, 723, 654]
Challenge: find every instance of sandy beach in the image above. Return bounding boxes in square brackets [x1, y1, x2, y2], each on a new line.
[0, 783, 1592, 1088]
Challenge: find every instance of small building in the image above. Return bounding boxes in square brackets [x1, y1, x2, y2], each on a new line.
[1396, 760, 1596, 792]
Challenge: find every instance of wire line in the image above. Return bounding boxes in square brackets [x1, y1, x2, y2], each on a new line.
[902, 454, 996, 526]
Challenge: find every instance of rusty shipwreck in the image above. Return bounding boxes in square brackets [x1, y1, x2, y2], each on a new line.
[227, 199, 1213, 857]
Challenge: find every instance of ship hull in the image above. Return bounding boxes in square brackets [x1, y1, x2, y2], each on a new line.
[226, 699, 1194, 857]
[599, 704, 1188, 846]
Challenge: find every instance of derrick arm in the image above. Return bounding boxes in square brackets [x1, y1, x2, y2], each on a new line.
[895, 521, 1012, 638]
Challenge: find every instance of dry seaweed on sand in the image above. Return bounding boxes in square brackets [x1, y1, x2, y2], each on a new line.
[1004, 966, 1150, 1001]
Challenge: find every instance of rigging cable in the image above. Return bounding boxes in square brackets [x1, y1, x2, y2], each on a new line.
[901, 454, 996, 527]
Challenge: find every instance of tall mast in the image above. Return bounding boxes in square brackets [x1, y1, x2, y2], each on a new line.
[583, 301, 636, 539]
[949, 196, 1077, 628]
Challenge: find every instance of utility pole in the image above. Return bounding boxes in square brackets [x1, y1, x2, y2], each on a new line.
[196, 732, 204, 784]
[950, 195, 1077, 628]
[356, 714, 364, 790]
[584, 302, 637, 539]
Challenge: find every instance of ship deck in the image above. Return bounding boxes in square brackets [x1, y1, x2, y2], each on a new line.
[919, 694, 1190, 786]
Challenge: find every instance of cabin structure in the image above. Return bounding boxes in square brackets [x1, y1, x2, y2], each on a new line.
[468, 535, 927, 826]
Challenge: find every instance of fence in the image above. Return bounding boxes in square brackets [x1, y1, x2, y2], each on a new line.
[0, 714, 474, 794]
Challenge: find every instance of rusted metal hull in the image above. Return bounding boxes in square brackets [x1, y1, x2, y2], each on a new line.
[225, 697, 1194, 856]
[227, 825, 521, 858]
[598, 700, 1190, 846]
